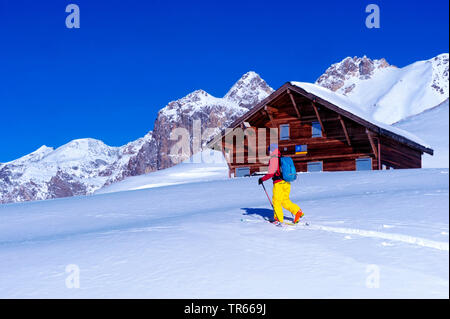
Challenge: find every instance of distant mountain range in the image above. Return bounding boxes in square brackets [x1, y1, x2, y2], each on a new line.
[317, 53, 448, 123]
[0, 72, 273, 203]
[1, 54, 448, 204]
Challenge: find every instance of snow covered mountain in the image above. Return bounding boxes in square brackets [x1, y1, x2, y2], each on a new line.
[316, 54, 449, 124]
[0, 72, 272, 204]
[0, 134, 153, 203]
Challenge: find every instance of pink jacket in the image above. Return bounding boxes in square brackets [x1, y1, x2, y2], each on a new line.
[261, 149, 282, 184]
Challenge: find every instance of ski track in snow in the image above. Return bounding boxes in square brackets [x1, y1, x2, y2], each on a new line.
[242, 218, 449, 251]
[306, 224, 449, 251]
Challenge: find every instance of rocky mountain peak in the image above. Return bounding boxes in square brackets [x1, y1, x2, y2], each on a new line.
[224, 71, 274, 108]
[151, 71, 273, 170]
[316, 56, 392, 94]
[430, 53, 449, 96]
[178, 89, 211, 103]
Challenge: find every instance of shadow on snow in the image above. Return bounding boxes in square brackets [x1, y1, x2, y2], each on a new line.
[241, 207, 296, 222]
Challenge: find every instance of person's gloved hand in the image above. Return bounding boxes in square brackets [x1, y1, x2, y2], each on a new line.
[258, 177, 263, 185]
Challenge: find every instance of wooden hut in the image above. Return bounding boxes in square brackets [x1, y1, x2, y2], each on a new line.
[208, 82, 433, 177]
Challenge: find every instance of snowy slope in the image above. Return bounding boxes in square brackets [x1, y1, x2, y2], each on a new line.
[316, 54, 449, 124]
[97, 149, 228, 194]
[394, 99, 449, 168]
[0, 167, 447, 298]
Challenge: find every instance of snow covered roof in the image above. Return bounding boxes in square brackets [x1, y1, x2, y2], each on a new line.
[290, 82, 433, 151]
[210, 82, 433, 155]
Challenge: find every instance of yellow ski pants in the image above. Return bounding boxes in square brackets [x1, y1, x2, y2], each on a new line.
[272, 181, 301, 223]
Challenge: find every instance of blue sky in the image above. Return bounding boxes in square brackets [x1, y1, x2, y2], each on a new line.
[0, 0, 448, 162]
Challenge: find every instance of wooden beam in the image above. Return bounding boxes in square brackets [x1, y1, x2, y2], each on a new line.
[264, 109, 274, 126]
[338, 115, 351, 146]
[366, 129, 378, 158]
[269, 139, 351, 148]
[234, 153, 375, 165]
[287, 89, 301, 119]
[264, 88, 289, 108]
[227, 83, 290, 127]
[219, 141, 233, 177]
[259, 108, 270, 121]
[290, 153, 373, 161]
[264, 105, 278, 114]
[311, 102, 326, 137]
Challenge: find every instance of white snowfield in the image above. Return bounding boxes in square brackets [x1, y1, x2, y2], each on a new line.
[96, 150, 229, 194]
[0, 163, 448, 298]
[394, 99, 449, 168]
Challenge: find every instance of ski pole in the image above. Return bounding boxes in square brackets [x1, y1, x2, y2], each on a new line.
[261, 182, 274, 209]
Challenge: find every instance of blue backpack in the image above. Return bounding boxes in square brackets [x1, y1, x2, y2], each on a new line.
[279, 156, 297, 182]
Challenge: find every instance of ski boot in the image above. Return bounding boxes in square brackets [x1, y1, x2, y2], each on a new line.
[294, 210, 304, 224]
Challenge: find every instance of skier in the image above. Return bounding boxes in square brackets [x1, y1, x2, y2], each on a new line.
[258, 143, 304, 224]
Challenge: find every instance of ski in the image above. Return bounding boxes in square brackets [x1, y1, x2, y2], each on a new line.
[281, 220, 310, 226]
[241, 217, 309, 227]
[265, 217, 310, 227]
